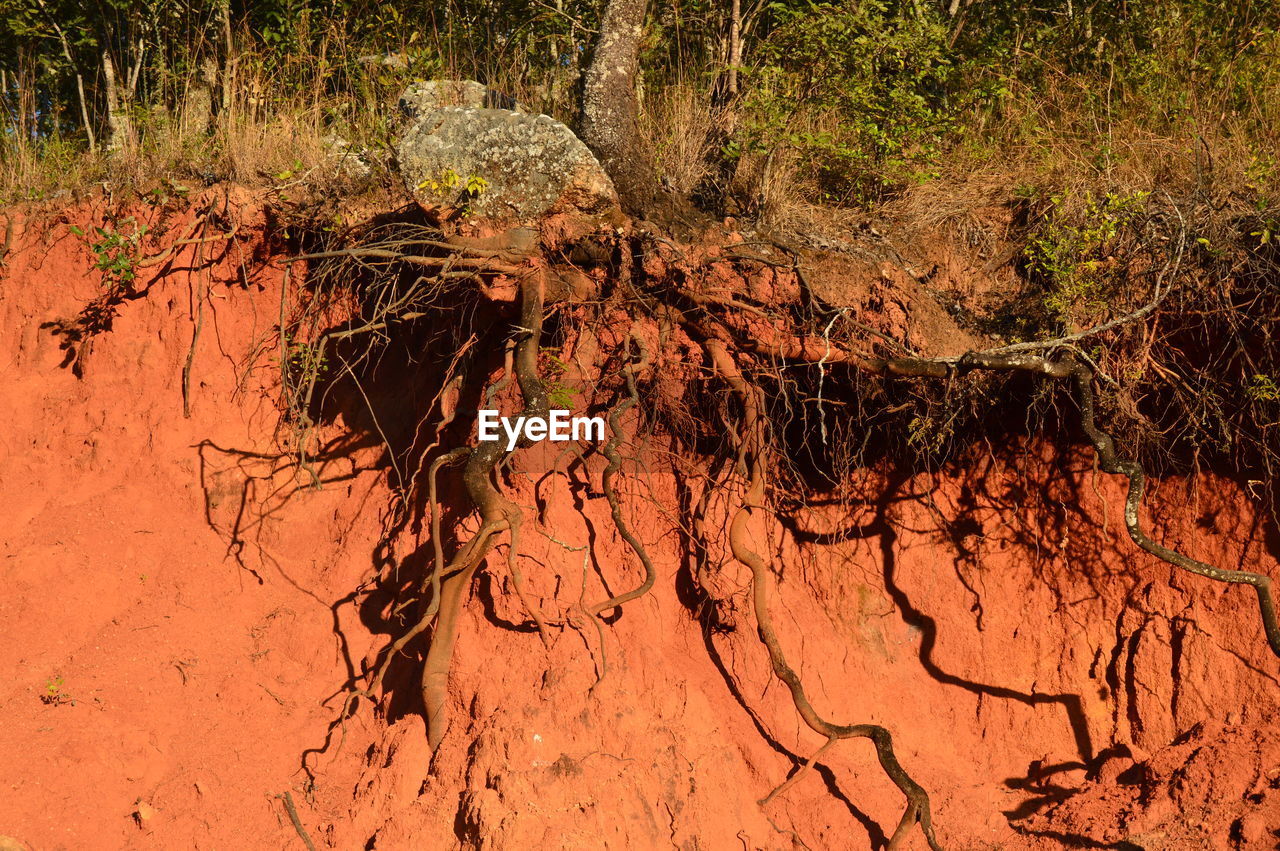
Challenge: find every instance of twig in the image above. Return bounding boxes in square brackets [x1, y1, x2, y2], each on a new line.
[980, 208, 1187, 355]
[182, 212, 213, 417]
[275, 791, 316, 851]
[137, 214, 239, 269]
[286, 247, 525, 274]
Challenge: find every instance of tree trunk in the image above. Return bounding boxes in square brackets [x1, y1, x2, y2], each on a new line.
[71, 67, 96, 153]
[581, 0, 653, 212]
[219, 0, 234, 114]
[727, 0, 741, 97]
[1, 70, 9, 137]
[16, 46, 36, 142]
[102, 49, 134, 154]
[58, 40, 95, 151]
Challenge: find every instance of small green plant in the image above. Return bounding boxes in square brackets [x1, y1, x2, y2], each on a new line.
[1024, 190, 1149, 327]
[70, 217, 148, 292]
[540, 350, 577, 409]
[906, 413, 950, 455]
[415, 169, 489, 210]
[1248, 374, 1280, 402]
[1250, 216, 1277, 247]
[273, 159, 305, 181]
[41, 675, 70, 706]
[141, 178, 192, 207]
[286, 340, 327, 375]
[548, 383, 576, 409]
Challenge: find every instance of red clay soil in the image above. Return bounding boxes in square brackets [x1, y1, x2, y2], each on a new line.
[1, 199, 1277, 850]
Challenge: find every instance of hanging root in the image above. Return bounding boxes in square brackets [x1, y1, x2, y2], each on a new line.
[421, 508, 506, 750]
[705, 338, 943, 851]
[590, 332, 656, 617]
[582, 331, 658, 685]
[421, 266, 551, 752]
[867, 351, 1280, 659]
[0, 213, 13, 267]
[354, 447, 472, 707]
[504, 506, 553, 646]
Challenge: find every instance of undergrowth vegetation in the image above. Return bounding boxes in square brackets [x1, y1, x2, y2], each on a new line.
[2, 1, 1277, 211]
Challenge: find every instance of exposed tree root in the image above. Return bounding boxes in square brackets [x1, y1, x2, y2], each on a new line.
[138, 211, 236, 269]
[705, 338, 943, 851]
[181, 213, 212, 418]
[590, 332, 657, 619]
[273, 209, 1277, 844]
[861, 351, 1280, 660]
[275, 790, 317, 851]
[422, 266, 550, 751]
[422, 516, 506, 749]
[582, 331, 657, 687]
[504, 509, 553, 647]
[290, 246, 526, 276]
[0, 213, 12, 267]
[425, 449, 470, 603]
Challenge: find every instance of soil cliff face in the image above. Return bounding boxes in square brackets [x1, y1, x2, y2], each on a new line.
[0, 199, 1276, 850]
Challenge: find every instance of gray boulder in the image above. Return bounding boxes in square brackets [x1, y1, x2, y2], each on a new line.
[397, 106, 618, 222]
[399, 80, 524, 119]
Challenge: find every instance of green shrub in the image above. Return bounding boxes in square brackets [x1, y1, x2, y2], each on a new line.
[1024, 190, 1149, 328]
[69, 218, 148, 293]
[736, 0, 965, 205]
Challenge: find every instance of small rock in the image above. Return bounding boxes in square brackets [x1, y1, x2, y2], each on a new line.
[132, 799, 157, 824]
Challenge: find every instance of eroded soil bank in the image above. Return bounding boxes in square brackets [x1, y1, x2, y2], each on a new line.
[1, 198, 1277, 850]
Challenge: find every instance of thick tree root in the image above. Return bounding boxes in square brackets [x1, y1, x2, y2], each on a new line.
[421, 267, 551, 752]
[422, 516, 505, 749]
[706, 339, 943, 851]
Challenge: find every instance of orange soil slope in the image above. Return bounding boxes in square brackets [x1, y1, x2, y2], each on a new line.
[1, 198, 1277, 850]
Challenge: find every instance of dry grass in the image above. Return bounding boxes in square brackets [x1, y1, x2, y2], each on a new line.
[4, 40, 1279, 249]
[898, 69, 1279, 222]
[0, 53, 395, 206]
[639, 82, 718, 196]
[0, 138, 106, 204]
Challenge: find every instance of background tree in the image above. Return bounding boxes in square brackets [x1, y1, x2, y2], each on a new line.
[580, 0, 653, 211]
